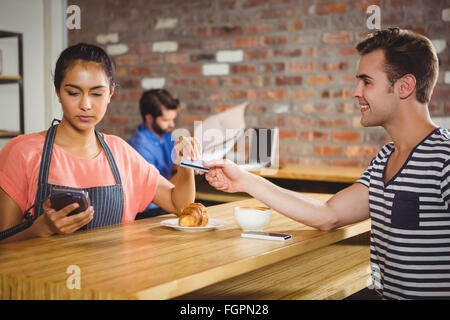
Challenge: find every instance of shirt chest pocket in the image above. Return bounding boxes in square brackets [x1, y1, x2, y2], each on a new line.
[391, 191, 420, 229]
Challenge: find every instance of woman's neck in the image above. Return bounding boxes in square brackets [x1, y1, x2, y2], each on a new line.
[54, 119, 102, 159]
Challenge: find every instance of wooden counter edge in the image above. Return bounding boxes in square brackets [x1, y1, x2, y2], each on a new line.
[253, 165, 364, 183]
[133, 219, 371, 300]
[0, 273, 133, 300]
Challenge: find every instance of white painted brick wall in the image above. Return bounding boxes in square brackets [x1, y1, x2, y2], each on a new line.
[202, 64, 230, 76]
[442, 8, 450, 21]
[273, 104, 290, 114]
[431, 39, 447, 54]
[155, 18, 178, 29]
[152, 41, 178, 53]
[106, 44, 128, 56]
[141, 77, 166, 89]
[445, 71, 450, 84]
[96, 32, 119, 45]
[216, 50, 244, 63]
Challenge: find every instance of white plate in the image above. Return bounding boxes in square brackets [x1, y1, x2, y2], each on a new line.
[160, 218, 227, 232]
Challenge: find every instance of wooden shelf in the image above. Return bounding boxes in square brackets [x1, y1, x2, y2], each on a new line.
[0, 75, 21, 80]
[0, 75, 21, 85]
[0, 30, 24, 138]
[0, 130, 21, 137]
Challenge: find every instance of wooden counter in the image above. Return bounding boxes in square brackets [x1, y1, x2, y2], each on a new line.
[254, 164, 364, 183]
[0, 193, 370, 300]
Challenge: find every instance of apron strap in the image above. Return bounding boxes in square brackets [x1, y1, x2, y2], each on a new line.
[37, 124, 58, 185]
[33, 124, 58, 215]
[95, 130, 122, 185]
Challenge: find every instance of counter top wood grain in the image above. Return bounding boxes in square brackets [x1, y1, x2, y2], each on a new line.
[253, 164, 364, 183]
[0, 193, 370, 300]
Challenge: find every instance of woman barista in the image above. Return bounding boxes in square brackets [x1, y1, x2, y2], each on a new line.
[0, 43, 201, 243]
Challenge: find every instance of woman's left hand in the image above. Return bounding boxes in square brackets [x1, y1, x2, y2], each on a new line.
[172, 136, 202, 165]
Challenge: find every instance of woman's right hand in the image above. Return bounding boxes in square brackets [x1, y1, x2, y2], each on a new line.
[37, 199, 94, 236]
[202, 159, 251, 193]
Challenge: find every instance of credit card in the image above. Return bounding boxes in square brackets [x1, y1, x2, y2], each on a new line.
[180, 158, 210, 172]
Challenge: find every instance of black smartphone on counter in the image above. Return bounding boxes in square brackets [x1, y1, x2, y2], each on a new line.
[241, 231, 292, 241]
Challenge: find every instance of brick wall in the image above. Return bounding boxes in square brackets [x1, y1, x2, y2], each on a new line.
[68, 0, 450, 168]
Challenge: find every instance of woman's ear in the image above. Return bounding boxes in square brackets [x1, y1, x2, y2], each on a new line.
[55, 87, 62, 103]
[396, 74, 416, 100]
[107, 83, 115, 103]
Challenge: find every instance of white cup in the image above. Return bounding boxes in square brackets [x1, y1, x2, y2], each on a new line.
[234, 206, 271, 231]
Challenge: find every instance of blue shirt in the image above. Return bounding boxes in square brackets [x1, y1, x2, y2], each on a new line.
[128, 124, 175, 210]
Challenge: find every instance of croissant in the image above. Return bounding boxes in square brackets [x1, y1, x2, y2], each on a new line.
[178, 203, 209, 227]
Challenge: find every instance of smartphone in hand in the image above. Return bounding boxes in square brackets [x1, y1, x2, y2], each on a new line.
[49, 187, 90, 216]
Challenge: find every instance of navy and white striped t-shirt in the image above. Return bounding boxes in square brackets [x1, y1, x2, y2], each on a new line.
[357, 127, 450, 299]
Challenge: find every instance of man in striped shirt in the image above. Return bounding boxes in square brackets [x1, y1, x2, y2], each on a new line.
[203, 28, 450, 299]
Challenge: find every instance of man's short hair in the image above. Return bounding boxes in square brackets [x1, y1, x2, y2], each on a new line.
[356, 28, 439, 104]
[139, 89, 179, 122]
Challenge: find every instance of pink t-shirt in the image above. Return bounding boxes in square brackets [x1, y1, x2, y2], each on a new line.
[0, 132, 159, 223]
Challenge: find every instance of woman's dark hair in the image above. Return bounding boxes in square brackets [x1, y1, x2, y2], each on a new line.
[140, 89, 179, 123]
[356, 28, 438, 104]
[53, 43, 115, 90]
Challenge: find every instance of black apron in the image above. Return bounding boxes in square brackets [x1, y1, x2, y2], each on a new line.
[33, 124, 124, 230]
